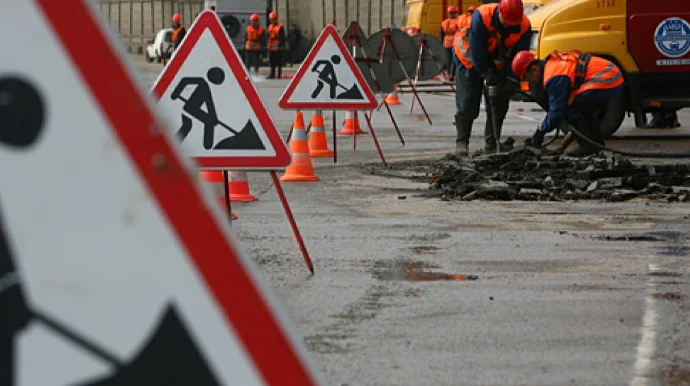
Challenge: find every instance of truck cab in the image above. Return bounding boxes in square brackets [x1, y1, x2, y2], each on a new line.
[402, 0, 483, 37]
[528, 0, 690, 136]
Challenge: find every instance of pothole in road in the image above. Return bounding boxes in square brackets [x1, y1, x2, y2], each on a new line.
[372, 260, 478, 282]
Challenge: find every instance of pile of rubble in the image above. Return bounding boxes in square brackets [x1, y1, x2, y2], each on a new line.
[431, 151, 690, 202]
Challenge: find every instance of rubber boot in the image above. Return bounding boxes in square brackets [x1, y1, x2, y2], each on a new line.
[455, 115, 471, 157]
[484, 114, 514, 154]
[567, 126, 603, 157]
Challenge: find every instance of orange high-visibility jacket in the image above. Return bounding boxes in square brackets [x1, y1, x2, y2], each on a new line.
[543, 50, 624, 105]
[454, 3, 530, 71]
[245, 25, 265, 51]
[441, 18, 458, 49]
[267, 23, 284, 52]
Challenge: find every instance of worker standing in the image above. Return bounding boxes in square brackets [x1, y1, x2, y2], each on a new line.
[171, 13, 186, 51]
[453, 0, 531, 157]
[267, 12, 286, 79]
[440, 6, 459, 79]
[512, 50, 625, 157]
[244, 14, 265, 75]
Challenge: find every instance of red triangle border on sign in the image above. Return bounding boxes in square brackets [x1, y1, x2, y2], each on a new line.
[33, 2, 319, 384]
[278, 24, 378, 110]
[151, 11, 291, 170]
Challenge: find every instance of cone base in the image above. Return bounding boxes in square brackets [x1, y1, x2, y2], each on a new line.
[338, 128, 368, 135]
[280, 174, 320, 182]
[310, 149, 335, 157]
[385, 98, 401, 105]
[229, 194, 257, 202]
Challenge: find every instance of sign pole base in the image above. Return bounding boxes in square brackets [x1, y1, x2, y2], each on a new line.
[270, 171, 314, 275]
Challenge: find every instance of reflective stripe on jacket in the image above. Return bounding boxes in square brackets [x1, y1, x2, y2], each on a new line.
[543, 50, 624, 105]
[245, 25, 264, 51]
[268, 23, 283, 52]
[454, 3, 530, 71]
[441, 18, 458, 48]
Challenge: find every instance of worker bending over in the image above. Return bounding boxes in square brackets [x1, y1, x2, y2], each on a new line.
[512, 50, 625, 157]
[441, 7, 459, 79]
[244, 14, 265, 75]
[267, 12, 286, 79]
[454, 0, 531, 156]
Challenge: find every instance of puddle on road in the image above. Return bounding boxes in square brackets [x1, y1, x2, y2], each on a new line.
[656, 367, 690, 385]
[409, 245, 442, 255]
[373, 260, 478, 282]
[648, 271, 683, 277]
[659, 245, 690, 256]
[653, 292, 687, 301]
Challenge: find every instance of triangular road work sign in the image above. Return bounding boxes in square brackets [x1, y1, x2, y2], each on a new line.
[0, 1, 321, 385]
[152, 11, 291, 170]
[279, 24, 378, 110]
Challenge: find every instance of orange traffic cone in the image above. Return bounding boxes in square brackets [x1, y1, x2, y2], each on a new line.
[308, 110, 334, 158]
[385, 85, 401, 105]
[281, 112, 320, 182]
[198, 171, 237, 219]
[339, 110, 366, 135]
[228, 171, 257, 202]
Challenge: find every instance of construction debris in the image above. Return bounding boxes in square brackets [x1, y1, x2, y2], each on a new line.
[430, 150, 690, 202]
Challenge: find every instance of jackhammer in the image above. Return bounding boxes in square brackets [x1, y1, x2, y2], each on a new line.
[484, 79, 515, 153]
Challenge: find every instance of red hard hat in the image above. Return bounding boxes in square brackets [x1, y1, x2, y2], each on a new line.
[250, 13, 260, 21]
[512, 51, 536, 79]
[447, 6, 458, 13]
[172, 13, 181, 23]
[468, 6, 477, 12]
[499, 0, 524, 25]
[269, 11, 277, 20]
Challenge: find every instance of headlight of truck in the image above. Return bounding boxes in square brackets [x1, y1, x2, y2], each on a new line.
[530, 31, 539, 52]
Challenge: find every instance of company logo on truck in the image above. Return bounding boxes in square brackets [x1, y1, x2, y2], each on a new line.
[654, 17, 690, 60]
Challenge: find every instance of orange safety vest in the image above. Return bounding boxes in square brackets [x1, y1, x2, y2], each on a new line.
[457, 13, 471, 30]
[172, 25, 185, 44]
[543, 50, 624, 105]
[267, 23, 283, 52]
[441, 18, 458, 48]
[454, 3, 531, 71]
[245, 25, 264, 51]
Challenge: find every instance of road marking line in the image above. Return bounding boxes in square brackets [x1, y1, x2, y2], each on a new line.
[630, 263, 659, 386]
[514, 113, 539, 122]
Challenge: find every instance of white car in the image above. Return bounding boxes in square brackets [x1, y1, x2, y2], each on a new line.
[145, 28, 173, 63]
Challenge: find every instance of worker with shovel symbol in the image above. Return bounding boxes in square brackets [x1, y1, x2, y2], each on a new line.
[310, 55, 364, 100]
[170, 66, 266, 151]
[171, 67, 226, 150]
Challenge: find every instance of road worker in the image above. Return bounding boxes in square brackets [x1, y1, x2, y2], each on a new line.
[244, 13, 265, 75]
[453, 0, 531, 156]
[171, 13, 186, 51]
[512, 50, 625, 157]
[266, 12, 286, 79]
[440, 6, 459, 79]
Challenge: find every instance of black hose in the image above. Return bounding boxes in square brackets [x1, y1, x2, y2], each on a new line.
[510, 80, 690, 158]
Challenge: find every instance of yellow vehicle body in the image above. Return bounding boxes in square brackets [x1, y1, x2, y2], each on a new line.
[528, 0, 636, 70]
[527, 0, 690, 135]
[401, 0, 482, 38]
[522, 0, 556, 16]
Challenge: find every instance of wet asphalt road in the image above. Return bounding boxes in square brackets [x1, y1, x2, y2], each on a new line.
[136, 58, 690, 386]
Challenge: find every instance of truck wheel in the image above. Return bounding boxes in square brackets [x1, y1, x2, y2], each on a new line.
[633, 108, 648, 128]
[599, 92, 625, 138]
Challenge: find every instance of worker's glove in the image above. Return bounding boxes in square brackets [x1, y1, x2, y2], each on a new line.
[481, 69, 502, 86]
[531, 128, 545, 149]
